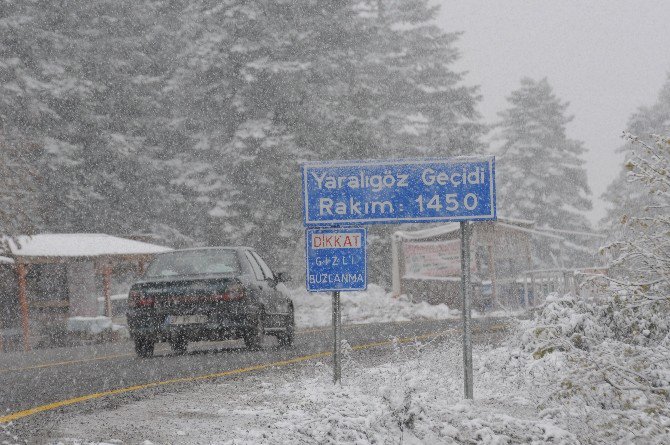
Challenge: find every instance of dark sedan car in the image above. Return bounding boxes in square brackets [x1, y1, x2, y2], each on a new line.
[126, 247, 294, 357]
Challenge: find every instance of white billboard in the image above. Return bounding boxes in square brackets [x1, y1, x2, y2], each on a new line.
[402, 240, 474, 279]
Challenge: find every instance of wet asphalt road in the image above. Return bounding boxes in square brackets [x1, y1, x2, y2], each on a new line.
[0, 317, 510, 433]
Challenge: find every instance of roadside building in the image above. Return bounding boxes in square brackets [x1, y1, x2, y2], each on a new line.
[0, 234, 171, 351]
[391, 218, 605, 310]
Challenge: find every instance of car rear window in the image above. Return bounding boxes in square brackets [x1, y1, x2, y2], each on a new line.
[145, 249, 240, 277]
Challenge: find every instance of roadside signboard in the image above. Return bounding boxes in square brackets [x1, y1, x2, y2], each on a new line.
[305, 227, 366, 292]
[403, 240, 475, 279]
[301, 156, 495, 391]
[302, 157, 496, 226]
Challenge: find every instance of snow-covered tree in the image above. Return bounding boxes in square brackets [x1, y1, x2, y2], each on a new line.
[34, 0, 182, 237]
[604, 133, 670, 293]
[0, 1, 71, 241]
[165, 0, 484, 269]
[0, 0, 484, 270]
[601, 75, 670, 228]
[0, 135, 39, 247]
[496, 78, 592, 230]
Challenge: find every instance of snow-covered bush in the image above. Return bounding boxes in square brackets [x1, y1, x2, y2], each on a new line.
[488, 288, 670, 442]
[522, 289, 670, 353]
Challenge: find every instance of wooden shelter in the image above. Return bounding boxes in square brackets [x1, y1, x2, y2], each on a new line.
[0, 234, 171, 351]
[391, 218, 537, 309]
[391, 218, 605, 309]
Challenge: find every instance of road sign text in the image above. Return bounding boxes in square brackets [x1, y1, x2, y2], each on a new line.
[302, 157, 496, 226]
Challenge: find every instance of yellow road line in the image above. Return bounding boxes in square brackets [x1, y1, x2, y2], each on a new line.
[0, 322, 507, 375]
[0, 331, 453, 424]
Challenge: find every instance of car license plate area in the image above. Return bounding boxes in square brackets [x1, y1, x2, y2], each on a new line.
[166, 315, 208, 325]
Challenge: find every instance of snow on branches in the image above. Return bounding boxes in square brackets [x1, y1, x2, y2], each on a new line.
[0, 134, 39, 252]
[603, 133, 670, 295]
[482, 289, 670, 442]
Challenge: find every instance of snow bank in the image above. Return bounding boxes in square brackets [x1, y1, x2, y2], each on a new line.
[66, 316, 129, 339]
[66, 317, 113, 335]
[292, 284, 523, 328]
[292, 284, 455, 328]
[198, 343, 579, 444]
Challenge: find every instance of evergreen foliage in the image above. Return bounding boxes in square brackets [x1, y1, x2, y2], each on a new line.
[0, 0, 484, 270]
[495, 78, 593, 267]
[496, 78, 592, 230]
[601, 75, 670, 227]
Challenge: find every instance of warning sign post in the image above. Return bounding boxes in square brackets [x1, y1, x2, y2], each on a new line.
[302, 157, 496, 393]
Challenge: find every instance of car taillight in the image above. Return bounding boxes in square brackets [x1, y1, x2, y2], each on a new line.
[128, 290, 155, 308]
[214, 283, 246, 302]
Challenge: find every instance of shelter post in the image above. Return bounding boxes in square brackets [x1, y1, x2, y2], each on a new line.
[487, 243, 497, 308]
[17, 262, 30, 351]
[524, 238, 533, 307]
[138, 258, 147, 275]
[102, 263, 112, 318]
[524, 273, 529, 306]
[488, 224, 498, 308]
[391, 234, 401, 297]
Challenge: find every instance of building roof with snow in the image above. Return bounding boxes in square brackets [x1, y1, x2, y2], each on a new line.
[5, 233, 172, 261]
[394, 217, 536, 241]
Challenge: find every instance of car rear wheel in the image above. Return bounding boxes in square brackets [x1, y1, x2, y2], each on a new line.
[277, 305, 294, 348]
[134, 337, 155, 358]
[244, 311, 265, 350]
[170, 336, 188, 355]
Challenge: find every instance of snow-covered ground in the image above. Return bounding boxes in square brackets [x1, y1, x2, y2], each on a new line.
[35, 289, 670, 444]
[292, 284, 454, 328]
[43, 334, 576, 444]
[39, 340, 566, 445]
[292, 283, 522, 328]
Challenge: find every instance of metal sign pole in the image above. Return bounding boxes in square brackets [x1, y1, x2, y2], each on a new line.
[461, 221, 474, 399]
[332, 290, 342, 384]
[302, 158, 496, 390]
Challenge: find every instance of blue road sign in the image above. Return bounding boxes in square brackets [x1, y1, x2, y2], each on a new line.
[305, 227, 367, 292]
[302, 157, 496, 226]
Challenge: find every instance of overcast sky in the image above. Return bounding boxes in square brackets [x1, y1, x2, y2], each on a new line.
[436, 0, 670, 225]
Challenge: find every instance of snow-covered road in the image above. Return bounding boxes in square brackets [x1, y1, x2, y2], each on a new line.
[1, 315, 513, 444]
[44, 334, 574, 445]
[15, 289, 668, 445]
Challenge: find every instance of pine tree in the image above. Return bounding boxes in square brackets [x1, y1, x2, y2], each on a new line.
[33, 0, 183, 237]
[0, 137, 39, 245]
[0, 0, 75, 239]
[602, 75, 670, 227]
[1, 0, 485, 271]
[165, 0, 485, 269]
[497, 78, 592, 229]
[362, 0, 485, 157]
